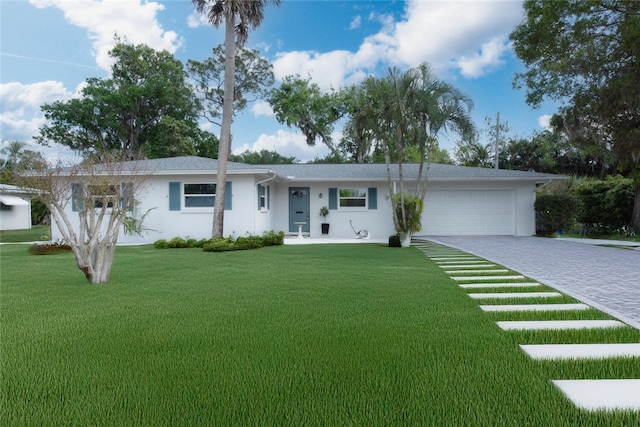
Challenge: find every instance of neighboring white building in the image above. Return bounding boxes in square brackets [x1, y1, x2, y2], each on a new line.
[50, 156, 565, 244]
[0, 184, 32, 231]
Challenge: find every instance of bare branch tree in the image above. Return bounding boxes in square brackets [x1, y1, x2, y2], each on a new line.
[18, 154, 150, 284]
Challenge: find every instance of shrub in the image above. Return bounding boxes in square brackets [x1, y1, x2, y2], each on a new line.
[154, 239, 169, 249]
[167, 237, 189, 249]
[392, 193, 424, 235]
[235, 235, 264, 250]
[27, 242, 72, 255]
[570, 175, 634, 231]
[202, 238, 237, 252]
[262, 230, 285, 246]
[534, 194, 582, 234]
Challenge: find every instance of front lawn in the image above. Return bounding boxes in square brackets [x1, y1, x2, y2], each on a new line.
[1, 244, 638, 425]
[0, 224, 50, 243]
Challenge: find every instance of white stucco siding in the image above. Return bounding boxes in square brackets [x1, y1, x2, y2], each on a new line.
[0, 195, 31, 231]
[51, 174, 262, 244]
[421, 181, 536, 236]
[269, 181, 395, 239]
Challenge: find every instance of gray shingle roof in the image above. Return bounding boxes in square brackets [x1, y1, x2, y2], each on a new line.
[262, 162, 563, 182]
[59, 156, 565, 182]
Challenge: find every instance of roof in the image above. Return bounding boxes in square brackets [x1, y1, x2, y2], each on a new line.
[263, 162, 563, 182]
[38, 156, 565, 183]
[0, 184, 32, 195]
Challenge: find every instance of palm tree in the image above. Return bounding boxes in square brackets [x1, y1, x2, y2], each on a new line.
[1, 141, 28, 172]
[357, 63, 474, 245]
[192, 0, 281, 237]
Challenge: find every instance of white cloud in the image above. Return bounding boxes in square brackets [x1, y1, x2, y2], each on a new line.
[0, 81, 73, 142]
[457, 38, 512, 78]
[349, 15, 362, 30]
[30, 0, 182, 72]
[251, 101, 274, 118]
[234, 129, 330, 162]
[273, 0, 524, 88]
[538, 114, 552, 130]
[187, 10, 209, 29]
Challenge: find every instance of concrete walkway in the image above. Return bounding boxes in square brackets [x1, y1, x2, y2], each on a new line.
[421, 236, 640, 330]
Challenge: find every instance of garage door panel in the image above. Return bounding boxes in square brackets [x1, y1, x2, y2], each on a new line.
[422, 190, 515, 235]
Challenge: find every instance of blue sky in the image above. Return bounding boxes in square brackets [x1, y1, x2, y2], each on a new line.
[1, 0, 558, 162]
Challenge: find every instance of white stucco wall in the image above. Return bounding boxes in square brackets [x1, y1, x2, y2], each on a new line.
[50, 174, 539, 244]
[0, 196, 31, 231]
[269, 181, 395, 239]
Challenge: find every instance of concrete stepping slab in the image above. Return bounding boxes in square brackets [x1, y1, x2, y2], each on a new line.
[438, 264, 496, 268]
[469, 292, 562, 299]
[452, 275, 525, 281]
[431, 257, 479, 261]
[446, 269, 510, 274]
[460, 282, 542, 289]
[552, 379, 640, 411]
[435, 260, 490, 265]
[480, 303, 590, 312]
[521, 343, 640, 360]
[497, 320, 626, 330]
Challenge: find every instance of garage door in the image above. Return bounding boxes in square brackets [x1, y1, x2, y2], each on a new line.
[422, 190, 515, 235]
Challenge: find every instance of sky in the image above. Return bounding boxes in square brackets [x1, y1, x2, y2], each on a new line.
[0, 0, 559, 163]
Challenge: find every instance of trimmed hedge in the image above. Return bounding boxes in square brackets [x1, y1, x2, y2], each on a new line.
[534, 194, 582, 234]
[570, 175, 634, 230]
[155, 231, 285, 252]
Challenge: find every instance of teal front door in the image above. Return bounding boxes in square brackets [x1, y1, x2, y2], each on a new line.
[289, 187, 310, 233]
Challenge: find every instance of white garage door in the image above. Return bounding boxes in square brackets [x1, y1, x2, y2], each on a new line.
[422, 190, 516, 235]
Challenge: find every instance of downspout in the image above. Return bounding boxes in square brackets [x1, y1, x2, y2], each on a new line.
[254, 172, 278, 234]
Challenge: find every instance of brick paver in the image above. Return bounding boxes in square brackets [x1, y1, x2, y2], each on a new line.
[422, 236, 640, 330]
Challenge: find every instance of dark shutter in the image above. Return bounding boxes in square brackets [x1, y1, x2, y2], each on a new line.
[71, 183, 84, 212]
[328, 188, 337, 210]
[169, 182, 180, 211]
[224, 181, 232, 210]
[368, 187, 377, 210]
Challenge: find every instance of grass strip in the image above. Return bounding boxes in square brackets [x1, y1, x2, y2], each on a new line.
[2, 243, 639, 425]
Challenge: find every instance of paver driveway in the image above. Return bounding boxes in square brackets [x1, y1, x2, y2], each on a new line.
[421, 236, 640, 330]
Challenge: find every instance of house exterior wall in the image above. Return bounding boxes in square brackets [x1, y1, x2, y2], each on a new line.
[50, 174, 538, 244]
[0, 196, 31, 231]
[269, 181, 395, 239]
[51, 174, 263, 244]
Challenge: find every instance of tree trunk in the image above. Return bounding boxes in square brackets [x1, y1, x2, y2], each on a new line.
[212, 13, 237, 238]
[632, 183, 640, 232]
[73, 242, 116, 284]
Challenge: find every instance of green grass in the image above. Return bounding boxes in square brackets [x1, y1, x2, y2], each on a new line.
[0, 225, 50, 243]
[1, 243, 639, 425]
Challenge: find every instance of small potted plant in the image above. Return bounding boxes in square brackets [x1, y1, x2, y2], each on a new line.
[319, 206, 330, 235]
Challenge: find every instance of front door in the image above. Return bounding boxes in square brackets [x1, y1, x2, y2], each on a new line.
[289, 187, 310, 233]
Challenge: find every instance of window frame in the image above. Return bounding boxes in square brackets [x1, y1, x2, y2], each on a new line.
[338, 187, 368, 210]
[182, 182, 216, 210]
[88, 184, 117, 209]
[258, 184, 269, 211]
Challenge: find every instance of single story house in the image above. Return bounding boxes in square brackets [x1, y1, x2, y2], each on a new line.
[49, 156, 565, 244]
[0, 184, 32, 231]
